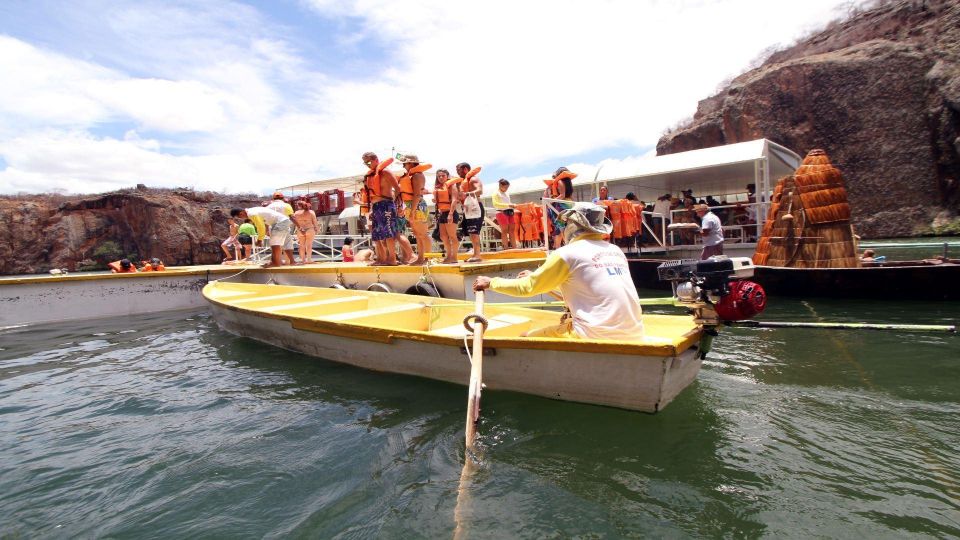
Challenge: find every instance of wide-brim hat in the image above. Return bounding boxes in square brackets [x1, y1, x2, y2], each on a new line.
[559, 202, 614, 237]
[398, 154, 420, 164]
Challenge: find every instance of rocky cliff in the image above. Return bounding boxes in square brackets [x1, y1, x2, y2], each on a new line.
[0, 188, 261, 275]
[657, 0, 960, 237]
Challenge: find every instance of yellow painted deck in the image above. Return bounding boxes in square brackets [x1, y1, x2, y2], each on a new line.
[204, 281, 701, 356]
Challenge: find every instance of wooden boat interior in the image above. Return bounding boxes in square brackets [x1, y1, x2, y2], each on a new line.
[205, 281, 700, 350]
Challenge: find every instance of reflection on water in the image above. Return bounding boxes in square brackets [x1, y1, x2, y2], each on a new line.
[1, 303, 959, 537]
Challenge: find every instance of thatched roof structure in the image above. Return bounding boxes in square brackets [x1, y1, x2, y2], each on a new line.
[753, 149, 860, 268]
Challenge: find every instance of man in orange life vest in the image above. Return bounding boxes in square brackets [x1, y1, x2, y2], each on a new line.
[362, 152, 413, 266]
[397, 154, 431, 265]
[456, 162, 485, 263]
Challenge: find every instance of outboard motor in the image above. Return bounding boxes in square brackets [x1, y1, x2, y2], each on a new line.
[657, 256, 766, 357]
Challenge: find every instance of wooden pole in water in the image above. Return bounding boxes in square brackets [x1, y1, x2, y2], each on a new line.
[464, 290, 486, 449]
[454, 290, 486, 539]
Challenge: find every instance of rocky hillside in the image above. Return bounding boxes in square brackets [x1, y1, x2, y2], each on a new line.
[657, 0, 960, 238]
[0, 187, 261, 275]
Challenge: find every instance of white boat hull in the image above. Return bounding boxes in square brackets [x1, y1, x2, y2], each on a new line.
[208, 302, 702, 412]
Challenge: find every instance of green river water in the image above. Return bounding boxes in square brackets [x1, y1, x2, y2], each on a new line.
[1, 295, 959, 538]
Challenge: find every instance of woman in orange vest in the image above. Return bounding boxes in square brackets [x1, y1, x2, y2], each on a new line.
[543, 166, 576, 248]
[140, 258, 166, 271]
[433, 168, 460, 263]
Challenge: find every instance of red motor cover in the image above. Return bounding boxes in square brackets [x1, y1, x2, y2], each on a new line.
[715, 280, 766, 321]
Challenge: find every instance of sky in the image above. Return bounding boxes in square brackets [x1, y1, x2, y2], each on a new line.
[0, 0, 860, 196]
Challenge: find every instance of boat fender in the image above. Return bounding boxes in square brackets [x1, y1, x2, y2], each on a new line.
[367, 282, 392, 293]
[715, 280, 767, 321]
[404, 282, 441, 297]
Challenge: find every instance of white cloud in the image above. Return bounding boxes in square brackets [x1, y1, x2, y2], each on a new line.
[0, 0, 860, 194]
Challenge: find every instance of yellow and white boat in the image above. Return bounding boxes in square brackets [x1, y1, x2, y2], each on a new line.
[203, 281, 706, 412]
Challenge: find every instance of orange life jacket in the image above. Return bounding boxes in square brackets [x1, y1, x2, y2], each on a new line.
[108, 260, 137, 273]
[435, 177, 463, 212]
[543, 170, 577, 199]
[360, 158, 395, 214]
[397, 163, 432, 202]
[621, 200, 639, 237]
[517, 203, 543, 242]
[141, 262, 166, 271]
[454, 167, 482, 198]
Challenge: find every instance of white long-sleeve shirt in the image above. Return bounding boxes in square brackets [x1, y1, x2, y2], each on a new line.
[490, 234, 644, 340]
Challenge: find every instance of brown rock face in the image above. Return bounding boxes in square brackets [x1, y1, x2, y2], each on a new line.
[657, 0, 960, 238]
[0, 189, 261, 275]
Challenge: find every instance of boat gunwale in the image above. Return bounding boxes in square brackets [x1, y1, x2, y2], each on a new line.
[203, 283, 701, 357]
[0, 258, 546, 286]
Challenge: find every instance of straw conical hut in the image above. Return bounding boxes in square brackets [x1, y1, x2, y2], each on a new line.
[753, 149, 860, 268]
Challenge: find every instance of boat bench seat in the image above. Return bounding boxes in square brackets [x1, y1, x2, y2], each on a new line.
[323, 302, 426, 323]
[430, 313, 532, 338]
[231, 292, 312, 305]
[261, 296, 368, 316]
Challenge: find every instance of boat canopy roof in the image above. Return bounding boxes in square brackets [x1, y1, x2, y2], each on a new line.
[484, 138, 800, 203]
[275, 138, 800, 205]
[275, 174, 364, 194]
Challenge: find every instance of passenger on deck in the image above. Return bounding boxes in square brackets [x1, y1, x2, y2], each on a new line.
[267, 192, 296, 265]
[141, 258, 165, 271]
[354, 248, 375, 263]
[221, 217, 240, 262]
[695, 203, 724, 260]
[473, 202, 644, 340]
[492, 178, 518, 250]
[236, 219, 255, 260]
[230, 206, 291, 268]
[397, 154, 431, 265]
[292, 200, 318, 264]
[592, 184, 613, 203]
[109, 259, 137, 273]
[342, 237, 355, 262]
[434, 168, 460, 264]
[544, 166, 577, 249]
[362, 151, 413, 266]
[457, 162, 485, 263]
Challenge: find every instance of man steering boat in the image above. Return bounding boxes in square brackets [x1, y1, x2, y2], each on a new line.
[473, 202, 644, 340]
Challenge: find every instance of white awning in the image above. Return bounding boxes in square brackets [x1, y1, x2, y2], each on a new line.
[276, 175, 365, 195]
[337, 205, 360, 220]
[484, 138, 801, 204]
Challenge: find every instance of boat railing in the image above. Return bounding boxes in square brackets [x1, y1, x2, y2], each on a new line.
[307, 234, 372, 262]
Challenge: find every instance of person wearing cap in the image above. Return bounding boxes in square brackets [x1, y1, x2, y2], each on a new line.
[266, 192, 296, 265]
[694, 203, 724, 260]
[109, 258, 138, 273]
[492, 178, 517, 250]
[141, 257, 166, 271]
[398, 154, 431, 265]
[473, 202, 644, 340]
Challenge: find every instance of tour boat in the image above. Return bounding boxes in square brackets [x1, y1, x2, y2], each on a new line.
[203, 281, 708, 412]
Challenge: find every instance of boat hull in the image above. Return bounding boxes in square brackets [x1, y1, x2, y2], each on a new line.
[207, 298, 702, 413]
[0, 259, 544, 327]
[627, 258, 960, 300]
